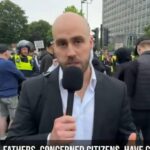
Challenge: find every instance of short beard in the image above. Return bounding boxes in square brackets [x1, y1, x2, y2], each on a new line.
[60, 59, 90, 73]
[82, 59, 90, 73]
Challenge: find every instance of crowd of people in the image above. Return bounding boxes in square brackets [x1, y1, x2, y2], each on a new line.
[0, 12, 150, 146]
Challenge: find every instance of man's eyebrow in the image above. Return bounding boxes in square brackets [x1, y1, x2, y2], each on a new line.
[54, 36, 85, 43]
[71, 36, 84, 40]
[69, 36, 85, 43]
[54, 38, 67, 43]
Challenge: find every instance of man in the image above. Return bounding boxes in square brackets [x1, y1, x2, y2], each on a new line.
[92, 52, 106, 73]
[123, 36, 150, 145]
[100, 49, 113, 75]
[11, 40, 39, 77]
[0, 44, 25, 140]
[113, 47, 132, 81]
[40, 41, 54, 73]
[7, 13, 136, 145]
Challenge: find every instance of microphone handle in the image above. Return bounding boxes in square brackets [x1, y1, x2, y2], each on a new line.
[66, 91, 74, 116]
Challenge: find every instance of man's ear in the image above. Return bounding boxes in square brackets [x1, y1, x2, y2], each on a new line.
[137, 45, 141, 55]
[137, 49, 141, 55]
[89, 35, 94, 49]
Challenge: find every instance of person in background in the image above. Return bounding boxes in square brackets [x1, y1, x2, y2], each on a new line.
[0, 44, 25, 140]
[28, 48, 40, 70]
[7, 12, 136, 145]
[92, 52, 106, 73]
[100, 49, 113, 75]
[46, 58, 59, 73]
[11, 40, 39, 77]
[113, 47, 132, 81]
[40, 41, 54, 73]
[123, 36, 150, 146]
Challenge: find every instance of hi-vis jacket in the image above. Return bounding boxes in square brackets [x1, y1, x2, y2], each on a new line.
[14, 54, 33, 71]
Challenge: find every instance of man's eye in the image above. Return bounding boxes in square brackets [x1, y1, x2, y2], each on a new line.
[58, 42, 67, 47]
[75, 40, 81, 43]
[74, 39, 83, 44]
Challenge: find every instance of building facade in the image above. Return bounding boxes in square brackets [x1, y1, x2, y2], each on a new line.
[102, 0, 150, 49]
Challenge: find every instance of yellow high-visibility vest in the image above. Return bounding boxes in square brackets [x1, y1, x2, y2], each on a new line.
[100, 55, 104, 61]
[111, 55, 117, 62]
[14, 55, 33, 71]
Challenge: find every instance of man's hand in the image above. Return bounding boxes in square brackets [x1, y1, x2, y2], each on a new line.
[50, 115, 76, 145]
[127, 133, 137, 145]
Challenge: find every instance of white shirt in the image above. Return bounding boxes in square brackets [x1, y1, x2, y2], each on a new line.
[47, 59, 59, 72]
[59, 65, 97, 140]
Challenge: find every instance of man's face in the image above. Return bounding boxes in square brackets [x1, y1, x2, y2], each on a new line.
[53, 17, 93, 72]
[4, 50, 11, 59]
[20, 47, 28, 56]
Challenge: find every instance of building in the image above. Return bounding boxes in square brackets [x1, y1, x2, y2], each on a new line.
[102, 0, 150, 49]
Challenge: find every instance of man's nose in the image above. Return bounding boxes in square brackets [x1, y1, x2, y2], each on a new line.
[67, 44, 76, 57]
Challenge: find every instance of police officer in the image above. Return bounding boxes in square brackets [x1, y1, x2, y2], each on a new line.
[12, 40, 39, 77]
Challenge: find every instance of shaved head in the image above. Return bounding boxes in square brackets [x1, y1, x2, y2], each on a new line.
[52, 12, 90, 39]
[51, 12, 93, 73]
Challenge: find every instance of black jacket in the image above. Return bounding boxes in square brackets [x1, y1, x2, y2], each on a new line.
[40, 53, 54, 73]
[126, 52, 150, 110]
[7, 67, 136, 145]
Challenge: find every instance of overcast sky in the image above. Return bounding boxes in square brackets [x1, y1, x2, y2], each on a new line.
[9, 0, 102, 29]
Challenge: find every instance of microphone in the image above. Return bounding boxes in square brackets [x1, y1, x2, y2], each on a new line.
[62, 66, 83, 115]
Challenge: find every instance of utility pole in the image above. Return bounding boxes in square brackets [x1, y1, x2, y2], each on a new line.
[81, 0, 86, 14]
[100, 24, 103, 49]
[81, 0, 93, 20]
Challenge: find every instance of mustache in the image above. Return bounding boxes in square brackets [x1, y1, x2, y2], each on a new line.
[65, 58, 80, 64]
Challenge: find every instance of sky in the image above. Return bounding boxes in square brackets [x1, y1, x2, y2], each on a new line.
[9, 0, 102, 30]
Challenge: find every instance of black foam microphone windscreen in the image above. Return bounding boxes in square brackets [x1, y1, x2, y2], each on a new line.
[62, 66, 83, 92]
[62, 66, 83, 115]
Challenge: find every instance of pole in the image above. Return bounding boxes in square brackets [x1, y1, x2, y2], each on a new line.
[100, 24, 103, 49]
[86, 2, 88, 21]
[81, 1, 83, 14]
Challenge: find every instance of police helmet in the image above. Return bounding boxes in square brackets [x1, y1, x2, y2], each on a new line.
[17, 40, 34, 53]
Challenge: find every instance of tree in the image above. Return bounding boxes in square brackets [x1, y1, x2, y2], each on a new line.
[27, 20, 52, 45]
[144, 25, 150, 36]
[0, 0, 28, 44]
[64, 5, 84, 16]
[46, 28, 53, 44]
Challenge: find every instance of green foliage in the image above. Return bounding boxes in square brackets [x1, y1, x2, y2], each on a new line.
[27, 20, 52, 45]
[64, 5, 84, 16]
[0, 0, 28, 44]
[144, 25, 150, 36]
[46, 28, 53, 44]
[108, 43, 115, 51]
